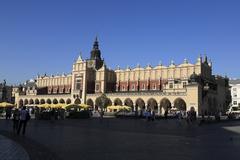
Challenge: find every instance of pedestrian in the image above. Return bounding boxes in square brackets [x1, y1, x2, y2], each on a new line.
[12, 108, 20, 133]
[151, 110, 155, 121]
[164, 109, 168, 119]
[17, 106, 30, 135]
[199, 114, 205, 126]
[177, 111, 183, 122]
[99, 109, 104, 119]
[5, 107, 12, 120]
[147, 109, 151, 121]
[186, 111, 191, 124]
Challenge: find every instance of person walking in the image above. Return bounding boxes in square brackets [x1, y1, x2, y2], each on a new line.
[164, 109, 168, 119]
[147, 109, 151, 121]
[5, 107, 12, 120]
[177, 110, 183, 125]
[17, 106, 30, 135]
[12, 108, 20, 133]
[151, 110, 155, 121]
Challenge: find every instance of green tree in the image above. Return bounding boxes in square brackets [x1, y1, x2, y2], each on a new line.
[95, 94, 111, 111]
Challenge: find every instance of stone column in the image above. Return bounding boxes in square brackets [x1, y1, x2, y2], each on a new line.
[158, 103, 161, 115]
[133, 104, 137, 112]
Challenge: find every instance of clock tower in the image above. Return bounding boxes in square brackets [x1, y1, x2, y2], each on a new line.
[88, 37, 104, 70]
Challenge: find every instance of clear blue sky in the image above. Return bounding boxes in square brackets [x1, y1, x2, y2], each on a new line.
[0, 0, 240, 84]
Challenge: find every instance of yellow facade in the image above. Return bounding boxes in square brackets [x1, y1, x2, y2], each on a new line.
[15, 38, 230, 115]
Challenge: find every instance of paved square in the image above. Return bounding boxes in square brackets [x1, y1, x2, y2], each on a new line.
[1, 119, 240, 160]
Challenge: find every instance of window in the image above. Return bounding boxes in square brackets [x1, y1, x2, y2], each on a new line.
[234, 94, 237, 98]
[233, 88, 237, 92]
[183, 82, 187, 88]
[96, 84, 100, 91]
[122, 86, 125, 91]
[76, 79, 81, 90]
[142, 84, 145, 90]
[153, 84, 156, 90]
[169, 83, 173, 89]
[132, 85, 135, 91]
[233, 101, 237, 105]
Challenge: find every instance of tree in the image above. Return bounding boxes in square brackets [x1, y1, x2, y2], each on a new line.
[95, 94, 111, 111]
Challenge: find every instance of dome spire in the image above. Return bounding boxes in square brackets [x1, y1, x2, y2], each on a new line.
[93, 36, 99, 50]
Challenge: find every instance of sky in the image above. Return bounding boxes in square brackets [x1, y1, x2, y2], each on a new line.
[0, 0, 240, 84]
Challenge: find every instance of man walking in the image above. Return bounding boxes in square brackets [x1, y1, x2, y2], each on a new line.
[17, 106, 30, 135]
[12, 108, 20, 133]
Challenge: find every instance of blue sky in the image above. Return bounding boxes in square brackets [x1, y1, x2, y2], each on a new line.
[0, 0, 240, 84]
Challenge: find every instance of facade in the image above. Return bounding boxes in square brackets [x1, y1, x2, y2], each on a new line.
[229, 79, 240, 107]
[0, 80, 14, 103]
[15, 38, 231, 115]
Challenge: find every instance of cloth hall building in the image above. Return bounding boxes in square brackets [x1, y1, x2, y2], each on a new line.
[15, 38, 231, 115]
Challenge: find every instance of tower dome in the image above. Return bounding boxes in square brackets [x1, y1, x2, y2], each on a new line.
[190, 72, 199, 83]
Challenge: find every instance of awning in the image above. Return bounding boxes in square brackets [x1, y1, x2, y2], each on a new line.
[0, 102, 15, 108]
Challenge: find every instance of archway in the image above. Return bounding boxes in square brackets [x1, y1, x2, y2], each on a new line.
[40, 99, 45, 104]
[35, 99, 40, 104]
[19, 99, 23, 107]
[66, 99, 71, 104]
[24, 99, 29, 105]
[87, 99, 94, 107]
[114, 98, 122, 106]
[174, 98, 187, 111]
[53, 99, 58, 104]
[59, 99, 65, 104]
[147, 98, 158, 111]
[124, 98, 134, 110]
[160, 98, 171, 113]
[74, 98, 81, 104]
[135, 98, 145, 110]
[29, 99, 34, 105]
[46, 99, 52, 104]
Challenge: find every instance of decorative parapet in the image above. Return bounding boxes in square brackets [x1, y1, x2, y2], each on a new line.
[18, 94, 71, 99]
[87, 90, 187, 98]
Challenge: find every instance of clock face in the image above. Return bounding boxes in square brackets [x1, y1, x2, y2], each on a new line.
[88, 61, 95, 68]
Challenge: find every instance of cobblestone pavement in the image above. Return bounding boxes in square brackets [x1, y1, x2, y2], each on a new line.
[1, 118, 240, 160]
[0, 135, 30, 160]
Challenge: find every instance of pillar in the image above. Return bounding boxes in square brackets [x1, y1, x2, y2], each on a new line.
[158, 103, 161, 115]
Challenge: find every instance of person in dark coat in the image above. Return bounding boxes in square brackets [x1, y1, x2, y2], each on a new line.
[13, 108, 20, 133]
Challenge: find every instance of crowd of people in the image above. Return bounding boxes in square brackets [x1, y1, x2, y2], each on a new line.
[4, 106, 67, 135]
[2, 105, 225, 136]
[12, 106, 31, 135]
[144, 109, 156, 121]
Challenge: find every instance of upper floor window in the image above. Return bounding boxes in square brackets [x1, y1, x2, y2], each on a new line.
[75, 79, 81, 90]
[234, 94, 237, 98]
[153, 84, 156, 90]
[169, 83, 173, 89]
[142, 84, 146, 90]
[233, 88, 237, 92]
[96, 84, 100, 91]
[233, 101, 237, 105]
[132, 85, 135, 91]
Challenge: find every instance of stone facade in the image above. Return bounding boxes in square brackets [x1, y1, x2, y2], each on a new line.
[15, 38, 231, 115]
[229, 79, 240, 107]
[0, 80, 13, 103]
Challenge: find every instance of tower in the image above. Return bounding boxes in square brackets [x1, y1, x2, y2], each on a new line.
[88, 37, 104, 70]
[90, 37, 102, 60]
